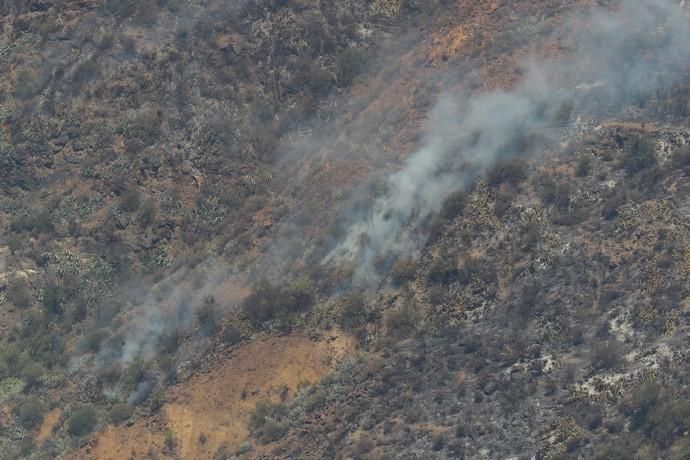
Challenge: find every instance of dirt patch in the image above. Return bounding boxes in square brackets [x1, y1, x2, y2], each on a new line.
[76, 331, 354, 459]
[36, 408, 61, 445]
[74, 418, 167, 460]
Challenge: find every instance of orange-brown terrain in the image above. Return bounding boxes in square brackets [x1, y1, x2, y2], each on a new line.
[72, 332, 353, 459]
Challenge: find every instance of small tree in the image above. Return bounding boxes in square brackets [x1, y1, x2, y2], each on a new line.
[336, 48, 368, 87]
[7, 277, 32, 309]
[15, 397, 46, 429]
[67, 405, 98, 436]
[624, 135, 657, 175]
[119, 187, 141, 212]
[109, 403, 134, 425]
[195, 295, 218, 336]
[390, 258, 417, 286]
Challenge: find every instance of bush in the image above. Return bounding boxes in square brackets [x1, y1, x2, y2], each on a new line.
[591, 340, 624, 370]
[427, 248, 458, 284]
[670, 146, 690, 169]
[119, 187, 141, 213]
[624, 135, 657, 174]
[138, 199, 157, 226]
[21, 362, 44, 389]
[73, 59, 99, 83]
[625, 386, 690, 449]
[538, 176, 571, 209]
[336, 48, 368, 87]
[242, 277, 314, 327]
[109, 403, 134, 425]
[157, 329, 182, 355]
[308, 69, 333, 96]
[555, 99, 574, 124]
[67, 405, 98, 436]
[42, 281, 63, 316]
[249, 400, 287, 431]
[79, 330, 106, 353]
[601, 189, 626, 220]
[576, 156, 592, 177]
[283, 277, 315, 314]
[385, 298, 421, 338]
[389, 258, 417, 286]
[338, 292, 369, 332]
[487, 159, 527, 186]
[221, 324, 243, 345]
[15, 397, 46, 429]
[10, 210, 54, 235]
[121, 358, 147, 394]
[249, 400, 290, 444]
[195, 296, 218, 336]
[440, 190, 468, 221]
[6, 277, 33, 309]
[243, 279, 283, 326]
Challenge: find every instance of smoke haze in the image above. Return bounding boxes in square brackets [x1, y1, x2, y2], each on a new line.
[324, 0, 690, 282]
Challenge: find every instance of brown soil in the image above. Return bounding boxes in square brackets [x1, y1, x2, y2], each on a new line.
[36, 408, 61, 444]
[74, 331, 354, 459]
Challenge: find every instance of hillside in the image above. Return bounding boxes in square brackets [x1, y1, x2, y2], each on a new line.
[0, 0, 689, 459]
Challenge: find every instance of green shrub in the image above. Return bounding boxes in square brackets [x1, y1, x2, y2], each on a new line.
[138, 199, 157, 226]
[242, 277, 315, 327]
[538, 176, 572, 210]
[624, 135, 657, 174]
[242, 279, 284, 326]
[221, 323, 243, 345]
[98, 34, 115, 51]
[385, 298, 421, 338]
[427, 248, 458, 284]
[79, 330, 106, 354]
[164, 429, 177, 453]
[195, 296, 218, 336]
[601, 189, 626, 220]
[119, 187, 141, 213]
[20, 362, 44, 389]
[555, 99, 574, 124]
[308, 69, 333, 96]
[487, 159, 527, 186]
[121, 358, 147, 394]
[576, 156, 592, 177]
[642, 397, 690, 448]
[336, 48, 368, 87]
[15, 397, 46, 429]
[337, 292, 371, 332]
[13, 70, 44, 99]
[6, 277, 33, 309]
[440, 190, 468, 221]
[249, 400, 290, 443]
[67, 405, 98, 436]
[10, 210, 54, 235]
[591, 340, 624, 370]
[158, 329, 183, 355]
[109, 403, 134, 425]
[250, 400, 282, 430]
[42, 281, 63, 316]
[670, 146, 690, 169]
[0, 378, 25, 404]
[73, 59, 99, 83]
[390, 258, 417, 286]
[283, 277, 315, 314]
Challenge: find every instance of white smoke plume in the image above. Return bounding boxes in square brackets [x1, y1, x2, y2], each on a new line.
[325, 0, 690, 282]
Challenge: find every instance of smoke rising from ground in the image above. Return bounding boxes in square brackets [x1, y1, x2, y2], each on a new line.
[325, 0, 690, 282]
[79, 0, 690, 384]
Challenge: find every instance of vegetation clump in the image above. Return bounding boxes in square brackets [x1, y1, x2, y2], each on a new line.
[67, 405, 98, 437]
